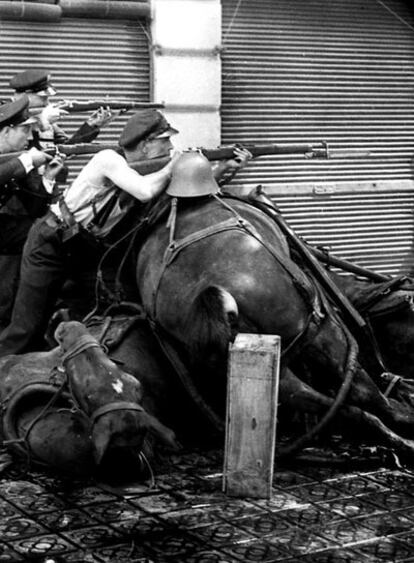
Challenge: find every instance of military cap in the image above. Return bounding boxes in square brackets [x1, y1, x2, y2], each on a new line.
[119, 109, 178, 149]
[9, 69, 56, 95]
[0, 96, 37, 129]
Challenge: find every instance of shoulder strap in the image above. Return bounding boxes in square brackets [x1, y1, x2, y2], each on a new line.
[89, 188, 121, 228]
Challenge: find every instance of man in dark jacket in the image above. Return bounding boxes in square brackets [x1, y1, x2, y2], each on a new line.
[0, 96, 65, 325]
[9, 69, 112, 148]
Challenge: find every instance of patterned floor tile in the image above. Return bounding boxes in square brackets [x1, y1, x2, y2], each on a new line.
[352, 537, 414, 562]
[0, 542, 23, 562]
[188, 521, 253, 549]
[317, 496, 384, 521]
[222, 538, 291, 562]
[60, 524, 124, 549]
[129, 491, 191, 514]
[0, 516, 49, 541]
[2, 452, 414, 561]
[8, 533, 77, 559]
[36, 507, 100, 532]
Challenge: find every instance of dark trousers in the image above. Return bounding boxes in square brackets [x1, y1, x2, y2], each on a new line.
[0, 214, 33, 254]
[0, 214, 34, 326]
[0, 213, 66, 356]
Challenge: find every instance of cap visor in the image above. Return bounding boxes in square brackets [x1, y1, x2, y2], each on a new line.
[20, 116, 37, 125]
[156, 126, 179, 139]
[35, 86, 56, 97]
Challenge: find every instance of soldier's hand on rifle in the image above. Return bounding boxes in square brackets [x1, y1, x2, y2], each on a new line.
[170, 147, 183, 164]
[43, 153, 66, 181]
[26, 147, 53, 168]
[86, 106, 113, 128]
[38, 105, 69, 130]
[226, 146, 253, 170]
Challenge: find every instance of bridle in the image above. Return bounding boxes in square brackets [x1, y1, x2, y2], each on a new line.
[60, 331, 145, 425]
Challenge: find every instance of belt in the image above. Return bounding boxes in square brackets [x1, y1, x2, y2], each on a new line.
[44, 210, 65, 229]
[59, 199, 78, 228]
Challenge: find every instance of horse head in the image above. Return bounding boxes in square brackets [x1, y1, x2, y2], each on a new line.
[54, 320, 179, 466]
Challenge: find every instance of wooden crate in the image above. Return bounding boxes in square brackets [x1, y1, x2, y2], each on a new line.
[223, 333, 280, 498]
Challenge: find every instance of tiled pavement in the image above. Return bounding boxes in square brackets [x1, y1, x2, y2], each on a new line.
[1, 449, 414, 562]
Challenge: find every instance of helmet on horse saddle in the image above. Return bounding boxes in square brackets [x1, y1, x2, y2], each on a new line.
[166, 151, 219, 198]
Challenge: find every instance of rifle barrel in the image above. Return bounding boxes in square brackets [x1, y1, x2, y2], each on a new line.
[60, 100, 165, 113]
[0, 140, 329, 168]
[201, 142, 328, 160]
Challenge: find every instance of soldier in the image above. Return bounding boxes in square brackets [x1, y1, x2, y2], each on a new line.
[9, 69, 112, 148]
[0, 96, 65, 326]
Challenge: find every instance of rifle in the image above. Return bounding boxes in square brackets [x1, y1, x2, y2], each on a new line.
[0, 140, 367, 172]
[29, 99, 165, 115]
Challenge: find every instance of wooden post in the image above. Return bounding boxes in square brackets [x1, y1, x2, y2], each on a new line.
[223, 334, 280, 499]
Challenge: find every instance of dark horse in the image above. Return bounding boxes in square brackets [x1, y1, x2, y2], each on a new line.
[135, 190, 414, 461]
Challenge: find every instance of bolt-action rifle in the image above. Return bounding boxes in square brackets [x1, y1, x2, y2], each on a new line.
[0, 141, 369, 175]
[27, 99, 166, 115]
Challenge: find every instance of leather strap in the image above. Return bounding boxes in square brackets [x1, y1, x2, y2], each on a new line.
[91, 401, 144, 425]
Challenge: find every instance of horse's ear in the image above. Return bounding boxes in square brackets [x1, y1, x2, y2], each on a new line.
[141, 412, 181, 451]
[46, 309, 72, 348]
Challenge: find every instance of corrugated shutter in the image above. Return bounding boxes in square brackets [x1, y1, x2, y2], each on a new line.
[276, 191, 414, 273]
[221, 0, 414, 277]
[0, 17, 150, 182]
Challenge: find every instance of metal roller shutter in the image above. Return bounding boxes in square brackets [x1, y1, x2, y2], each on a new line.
[221, 0, 414, 276]
[0, 17, 150, 182]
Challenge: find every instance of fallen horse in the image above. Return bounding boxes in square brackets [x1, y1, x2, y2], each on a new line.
[4, 153, 414, 473]
[132, 153, 414, 463]
[0, 320, 178, 476]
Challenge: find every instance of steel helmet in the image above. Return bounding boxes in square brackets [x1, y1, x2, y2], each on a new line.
[166, 151, 219, 198]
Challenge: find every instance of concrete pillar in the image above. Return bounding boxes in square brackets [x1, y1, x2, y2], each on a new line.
[150, 0, 222, 150]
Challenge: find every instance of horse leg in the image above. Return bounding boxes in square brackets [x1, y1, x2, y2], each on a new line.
[301, 315, 414, 438]
[279, 368, 414, 462]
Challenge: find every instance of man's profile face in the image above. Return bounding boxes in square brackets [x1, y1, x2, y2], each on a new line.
[27, 92, 50, 108]
[124, 136, 173, 162]
[4, 123, 33, 151]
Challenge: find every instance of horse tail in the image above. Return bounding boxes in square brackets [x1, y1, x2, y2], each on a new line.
[185, 285, 239, 366]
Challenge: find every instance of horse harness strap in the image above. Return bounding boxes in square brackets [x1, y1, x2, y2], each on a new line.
[164, 216, 249, 265]
[357, 276, 411, 315]
[91, 402, 144, 425]
[61, 334, 102, 364]
[153, 196, 319, 320]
